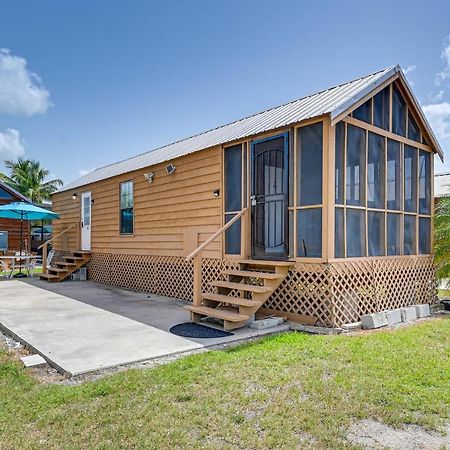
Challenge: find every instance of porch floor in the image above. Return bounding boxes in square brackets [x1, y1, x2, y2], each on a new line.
[0, 279, 288, 375]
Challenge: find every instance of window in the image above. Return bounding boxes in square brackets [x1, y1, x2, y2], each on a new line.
[297, 208, 322, 257]
[119, 181, 134, 234]
[419, 217, 431, 254]
[404, 214, 416, 255]
[408, 112, 420, 142]
[392, 85, 406, 137]
[335, 122, 345, 204]
[0, 187, 13, 199]
[346, 209, 365, 257]
[387, 139, 401, 210]
[419, 150, 431, 214]
[373, 86, 390, 130]
[368, 211, 385, 256]
[367, 132, 385, 209]
[346, 125, 366, 206]
[224, 144, 243, 254]
[353, 99, 371, 123]
[335, 208, 345, 258]
[298, 122, 323, 206]
[404, 145, 417, 212]
[387, 213, 401, 255]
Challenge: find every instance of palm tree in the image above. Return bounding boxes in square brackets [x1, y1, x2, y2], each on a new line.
[0, 158, 63, 203]
[434, 195, 450, 284]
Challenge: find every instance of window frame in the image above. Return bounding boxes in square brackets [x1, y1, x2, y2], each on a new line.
[119, 180, 134, 235]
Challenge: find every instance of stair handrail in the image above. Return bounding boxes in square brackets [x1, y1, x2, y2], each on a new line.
[38, 222, 79, 274]
[186, 208, 248, 306]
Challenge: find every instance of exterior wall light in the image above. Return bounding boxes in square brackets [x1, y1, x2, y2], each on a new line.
[166, 164, 176, 175]
[72, 193, 78, 200]
[213, 189, 220, 197]
[144, 172, 154, 183]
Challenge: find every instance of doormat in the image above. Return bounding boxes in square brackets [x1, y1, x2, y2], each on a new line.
[169, 322, 233, 338]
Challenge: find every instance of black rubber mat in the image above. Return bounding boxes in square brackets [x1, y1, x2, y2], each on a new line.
[169, 322, 233, 338]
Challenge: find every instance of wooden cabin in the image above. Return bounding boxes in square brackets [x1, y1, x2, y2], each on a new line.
[50, 65, 442, 328]
[0, 180, 31, 252]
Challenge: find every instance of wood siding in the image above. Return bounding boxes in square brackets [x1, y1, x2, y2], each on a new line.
[52, 146, 223, 258]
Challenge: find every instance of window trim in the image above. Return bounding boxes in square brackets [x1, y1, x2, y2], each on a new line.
[119, 179, 134, 236]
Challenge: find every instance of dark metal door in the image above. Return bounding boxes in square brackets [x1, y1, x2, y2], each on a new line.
[251, 133, 289, 260]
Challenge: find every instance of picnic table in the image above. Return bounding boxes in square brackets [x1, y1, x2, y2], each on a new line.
[0, 255, 39, 278]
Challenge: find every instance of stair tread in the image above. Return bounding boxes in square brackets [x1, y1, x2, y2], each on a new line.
[48, 268, 69, 273]
[210, 280, 271, 293]
[39, 273, 60, 279]
[239, 259, 292, 267]
[63, 256, 86, 261]
[222, 269, 283, 280]
[185, 305, 249, 322]
[57, 261, 77, 266]
[202, 292, 260, 307]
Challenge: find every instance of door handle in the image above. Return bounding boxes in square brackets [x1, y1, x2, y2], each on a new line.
[251, 195, 257, 206]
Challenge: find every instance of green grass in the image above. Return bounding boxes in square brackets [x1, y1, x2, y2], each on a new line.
[438, 289, 450, 299]
[0, 319, 449, 449]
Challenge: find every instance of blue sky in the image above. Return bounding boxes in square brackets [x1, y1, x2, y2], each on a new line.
[1, 0, 450, 184]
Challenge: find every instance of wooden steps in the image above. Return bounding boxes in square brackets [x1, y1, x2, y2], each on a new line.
[185, 259, 292, 331]
[39, 251, 91, 283]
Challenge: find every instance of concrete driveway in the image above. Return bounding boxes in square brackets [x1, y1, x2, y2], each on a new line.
[0, 280, 202, 375]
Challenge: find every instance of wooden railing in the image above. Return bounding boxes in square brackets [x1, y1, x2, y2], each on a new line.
[38, 222, 79, 274]
[186, 208, 248, 306]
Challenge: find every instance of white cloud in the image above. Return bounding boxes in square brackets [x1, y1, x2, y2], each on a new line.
[0, 128, 25, 160]
[423, 102, 450, 152]
[404, 65, 416, 75]
[435, 36, 450, 86]
[79, 168, 93, 176]
[0, 48, 51, 116]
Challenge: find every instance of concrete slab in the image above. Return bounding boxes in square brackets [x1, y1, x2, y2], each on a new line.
[0, 281, 202, 375]
[20, 354, 47, 368]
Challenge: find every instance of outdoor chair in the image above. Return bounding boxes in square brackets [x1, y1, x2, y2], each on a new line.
[0, 259, 12, 279]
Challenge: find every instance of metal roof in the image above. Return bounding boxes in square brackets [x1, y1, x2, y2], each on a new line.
[0, 180, 32, 203]
[60, 65, 443, 192]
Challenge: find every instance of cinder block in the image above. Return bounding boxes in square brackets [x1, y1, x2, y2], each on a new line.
[250, 318, 282, 330]
[386, 309, 402, 326]
[361, 312, 388, 329]
[400, 306, 417, 323]
[20, 354, 47, 368]
[414, 304, 430, 318]
[341, 322, 362, 331]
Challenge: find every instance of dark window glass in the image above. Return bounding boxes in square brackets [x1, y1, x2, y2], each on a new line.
[387, 139, 401, 210]
[120, 181, 134, 234]
[373, 86, 390, 130]
[367, 132, 385, 209]
[0, 187, 13, 199]
[404, 145, 417, 212]
[298, 122, 323, 206]
[346, 209, 365, 257]
[346, 125, 366, 207]
[353, 99, 371, 123]
[408, 112, 420, 142]
[297, 208, 322, 258]
[392, 85, 406, 137]
[224, 144, 242, 212]
[404, 214, 416, 255]
[387, 213, 401, 255]
[419, 217, 431, 254]
[335, 207, 345, 258]
[335, 122, 345, 204]
[225, 214, 241, 254]
[368, 211, 385, 256]
[419, 150, 431, 214]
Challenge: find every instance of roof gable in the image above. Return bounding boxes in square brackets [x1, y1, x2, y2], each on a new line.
[0, 180, 31, 203]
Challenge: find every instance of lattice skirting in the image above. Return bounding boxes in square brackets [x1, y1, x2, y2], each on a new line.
[87, 253, 437, 327]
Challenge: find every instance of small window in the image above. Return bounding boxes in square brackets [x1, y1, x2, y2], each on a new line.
[367, 132, 385, 209]
[373, 87, 390, 130]
[404, 214, 416, 255]
[298, 122, 323, 206]
[335, 207, 345, 258]
[297, 208, 322, 258]
[368, 211, 385, 256]
[335, 122, 345, 205]
[404, 145, 417, 213]
[353, 99, 371, 124]
[392, 85, 406, 137]
[346, 125, 366, 207]
[419, 150, 431, 214]
[0, 187, 13, 199]
[120, 181, 134, 234]
[387, 213, 401, 255]
[346, 209, 365, 257]
[407, 112, 420, 142]
[419, 217, 431, 254]
[387, 139, 401, 210]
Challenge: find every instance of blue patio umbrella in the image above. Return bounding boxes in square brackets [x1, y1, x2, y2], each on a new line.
[0, 202, 59, 277]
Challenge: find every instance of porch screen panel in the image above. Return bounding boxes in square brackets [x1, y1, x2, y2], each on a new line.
[297, 122, 323, 206]
[346, 125, 366, 207]
[408, 113, 420, 142]
[419, 150, 431, 214]
[368, 211, 385, 256]
[419, 217, 431, 254]
[387, 139, 401, 210]
[373, 86, 390, 130]
[404, 214, 416, 255]
[392, 85, 406, 137]
[387, 213, 401, 255]
[404, 145, 417, 213]
[367, 132, 385, 209]
[335, 122, 345, 204]
[335, 208, 345, 258]
[353, 100, 371, 124]
[346, 208, 365, 257]
[224, 144, 242, 254]
[297, 208, 322, 258]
